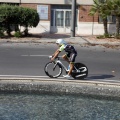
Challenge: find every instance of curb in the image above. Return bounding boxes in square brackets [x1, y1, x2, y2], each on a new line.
[0, 78, 120, 99]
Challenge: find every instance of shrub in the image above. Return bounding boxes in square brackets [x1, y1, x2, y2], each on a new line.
[0, 4, 39, 36]
[0, 25, 5, 38]
[115, 34, 120, 39]
[0, 30, 4, 38]
[0, 4, 17, 36]
[97, 34, 112, 39]
[14, 31, 22, 38]
[97, 35, 105, 39]
[104, 33, 113, 38]
[19, 7, 39, 27]
[19, 7, 39, 36]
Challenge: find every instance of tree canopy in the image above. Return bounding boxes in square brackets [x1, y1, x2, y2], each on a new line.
[89, 0, 120, 37]
[0, 4, 39, 37]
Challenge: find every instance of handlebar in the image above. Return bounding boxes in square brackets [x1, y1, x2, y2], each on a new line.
[48, 56, 61, 60]
[48, 56, 52, 59]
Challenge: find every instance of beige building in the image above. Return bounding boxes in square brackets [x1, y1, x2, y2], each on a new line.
[0, 0, 116, 35]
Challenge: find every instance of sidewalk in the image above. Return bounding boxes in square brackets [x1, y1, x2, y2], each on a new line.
[0, 33, 120, 47]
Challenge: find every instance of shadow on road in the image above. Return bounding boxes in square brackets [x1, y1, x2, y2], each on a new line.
[87, 74, 115, 80]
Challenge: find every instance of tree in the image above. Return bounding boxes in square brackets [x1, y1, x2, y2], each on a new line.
[90, 0, 120, 37]
[0, 4, 14, 36]
[89, 0, 109, 35]
[107, 0, 120, 36]
[19, 7, 39, 36]
[0, 4, 39, 36]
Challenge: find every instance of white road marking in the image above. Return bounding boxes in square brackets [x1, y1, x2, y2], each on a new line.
[0, 75, 64, 79]
[0, 75, 48, 78]
[21, 55, 50, 57]
[21, 55, 63, 57]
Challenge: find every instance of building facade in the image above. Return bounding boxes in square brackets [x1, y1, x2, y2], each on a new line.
[0, 0, 116, 35]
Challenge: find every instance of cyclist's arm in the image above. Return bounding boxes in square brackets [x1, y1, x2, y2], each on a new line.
[52, 49, 59, 56]
[51, 49, 61, 61]
[51, 45, 64, 61]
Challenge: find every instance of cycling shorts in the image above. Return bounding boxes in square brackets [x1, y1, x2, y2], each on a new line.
[66, 53, 77, 63]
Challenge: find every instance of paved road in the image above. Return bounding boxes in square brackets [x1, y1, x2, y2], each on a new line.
[0, 43, 119, 82]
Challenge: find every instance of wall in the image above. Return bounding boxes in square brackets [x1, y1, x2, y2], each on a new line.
[28, 21, 50, 34]
[77, 22, 104, 35]
[0, 0, 19, 3]
[20, 3, 51, 21]
[0, 0, 94, 5]
[20, 3, 116, 35]
[79, 5, 98, 22]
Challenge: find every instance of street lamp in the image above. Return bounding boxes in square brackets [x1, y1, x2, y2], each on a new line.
[71, 0, 76, 37]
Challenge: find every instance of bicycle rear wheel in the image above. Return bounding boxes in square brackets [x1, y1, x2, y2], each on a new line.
[71, 63, 88, 79]
[44, 62, 63, 78]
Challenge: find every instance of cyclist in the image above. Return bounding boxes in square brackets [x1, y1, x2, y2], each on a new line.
[51, 39, 77, 79]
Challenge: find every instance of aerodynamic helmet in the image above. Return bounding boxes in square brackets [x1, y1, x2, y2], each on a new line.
[56, 39, 67, 45]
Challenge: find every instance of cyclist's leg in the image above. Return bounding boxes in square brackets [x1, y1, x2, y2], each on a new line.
[68, 62, 74, 75]
[68, 53, 77, 75]
[62, 54, 70, 63]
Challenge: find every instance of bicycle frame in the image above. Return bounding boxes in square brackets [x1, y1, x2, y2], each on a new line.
[54, 58, 80, 73]
[54, 60, 68, 72]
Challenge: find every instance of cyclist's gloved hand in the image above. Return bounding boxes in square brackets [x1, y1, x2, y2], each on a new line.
[51, 56, 54, 62]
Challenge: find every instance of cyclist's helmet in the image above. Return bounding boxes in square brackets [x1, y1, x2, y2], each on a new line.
[56, 39, 67, 46]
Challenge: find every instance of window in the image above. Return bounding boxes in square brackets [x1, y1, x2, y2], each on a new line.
[37, 5, 48, 20]
[55, 11, 64, 26]
[65, 11, 71, 26]
[99, 16, 116, 23]
[51, 5, 78, 27]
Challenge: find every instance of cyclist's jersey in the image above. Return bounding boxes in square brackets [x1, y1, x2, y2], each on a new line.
[59, 44, 77, 55]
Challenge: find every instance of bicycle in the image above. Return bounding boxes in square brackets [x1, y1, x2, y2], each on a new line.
[44, 56, 88, 79]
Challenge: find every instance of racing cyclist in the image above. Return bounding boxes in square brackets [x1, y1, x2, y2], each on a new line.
[51, 39, 77, 79]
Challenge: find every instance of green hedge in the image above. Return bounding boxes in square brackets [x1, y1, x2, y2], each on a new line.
[0, 4, 39, 36]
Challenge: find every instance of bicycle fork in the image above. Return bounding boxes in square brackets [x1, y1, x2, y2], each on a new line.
[53, 62, 58, 71]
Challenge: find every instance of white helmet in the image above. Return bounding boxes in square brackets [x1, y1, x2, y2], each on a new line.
[56, 39, 66, 45]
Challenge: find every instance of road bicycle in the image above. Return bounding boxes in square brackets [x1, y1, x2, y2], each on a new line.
[44, 56, 88, 79]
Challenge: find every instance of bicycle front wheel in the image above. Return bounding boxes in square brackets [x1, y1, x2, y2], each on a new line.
[44, 62, 63, 78]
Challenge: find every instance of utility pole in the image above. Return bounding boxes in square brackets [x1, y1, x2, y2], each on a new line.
[20, 0, 21, 4]
[71, 0, 76, 37]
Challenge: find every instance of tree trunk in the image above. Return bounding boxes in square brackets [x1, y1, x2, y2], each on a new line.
[103, 17, 108, 35]
[15, 24, 19, 32]
[116, 16, 120, 36]
[24, 25, 29, 36]
[6, 23, 11, 36]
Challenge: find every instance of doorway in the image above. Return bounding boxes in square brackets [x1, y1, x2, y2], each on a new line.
[51, 8, 78, 33]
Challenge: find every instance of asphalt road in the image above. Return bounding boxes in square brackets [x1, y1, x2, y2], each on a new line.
[0, 43, 119, 82]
